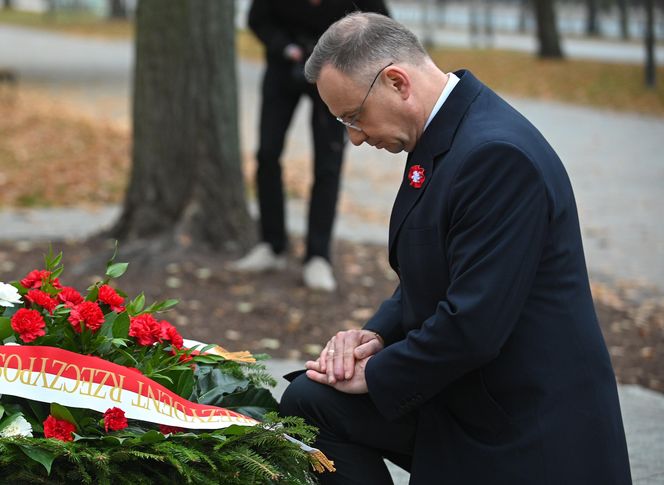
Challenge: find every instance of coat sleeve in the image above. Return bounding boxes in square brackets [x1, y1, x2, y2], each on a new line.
[363, 285, 405, 346]
[247, 0, 292, 58]
[365, 142, 550, 420]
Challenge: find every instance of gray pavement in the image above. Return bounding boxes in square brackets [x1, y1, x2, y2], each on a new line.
[2, 24, 664, 484]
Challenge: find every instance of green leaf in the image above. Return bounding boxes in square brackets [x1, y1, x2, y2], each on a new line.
[176, 369, 195, 399]
[127, 293, 145, 315]
[51, 266, 64, 280]
[86, 285, 99, 302]
[145, 299, 179, 313]
[50, 403, 78, 431]
[0, 404, 4, 420]
[18, 444, 56, 475]
[140, 429, 166, 444]
[112, 312, 130, 339]
[219, 386, 279, 420]
[106, 240, 119, 266]
[0, 316, 13, 340]
[192, 355, 223, 364]
[97, 311, 118, 339]
[106, 262, 129, 279]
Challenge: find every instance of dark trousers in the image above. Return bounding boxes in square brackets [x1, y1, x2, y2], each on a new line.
[256, 61, 346, 261]
[280, 373, 417, 484]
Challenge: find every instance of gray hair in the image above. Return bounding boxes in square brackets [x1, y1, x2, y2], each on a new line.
[304, 12, 428, 84]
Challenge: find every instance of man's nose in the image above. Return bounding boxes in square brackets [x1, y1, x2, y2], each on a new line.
[347, 128, 366, 146]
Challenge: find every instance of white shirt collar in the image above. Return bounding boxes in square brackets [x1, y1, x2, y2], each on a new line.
[423, 72, 460, 132]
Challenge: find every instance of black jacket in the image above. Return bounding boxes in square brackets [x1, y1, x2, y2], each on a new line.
[248, 0, 389, 63]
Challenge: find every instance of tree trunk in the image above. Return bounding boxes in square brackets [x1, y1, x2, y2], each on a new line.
[645, 0, 656, 87]
[533, 0, 564, 58]
[112, 0, 252, 253]
[3, 0, 14, 10]
[617, 0, 629, 40]
[518, 0, 530, 33]
[585, 0, 600, 36]
[483, 0, 494, 47]
[108, 0, 127, 19]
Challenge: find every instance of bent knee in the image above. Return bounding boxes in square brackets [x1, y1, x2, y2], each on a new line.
[279, 373, 331, 421]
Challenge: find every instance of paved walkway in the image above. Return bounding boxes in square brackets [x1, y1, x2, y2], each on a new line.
[1, 24, 664, 484]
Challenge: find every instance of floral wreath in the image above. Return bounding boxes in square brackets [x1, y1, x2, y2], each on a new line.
[0, 247, 332, 484]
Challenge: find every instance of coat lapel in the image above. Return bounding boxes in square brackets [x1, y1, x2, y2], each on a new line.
[388, 70, 484, 269]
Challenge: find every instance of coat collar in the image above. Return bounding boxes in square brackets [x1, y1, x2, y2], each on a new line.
[387, 70, 484, 269]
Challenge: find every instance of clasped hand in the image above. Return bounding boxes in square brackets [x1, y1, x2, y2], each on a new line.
[305, 329, 384, 394]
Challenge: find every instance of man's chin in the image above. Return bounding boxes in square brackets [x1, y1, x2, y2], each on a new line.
[376, 142, 404, 154]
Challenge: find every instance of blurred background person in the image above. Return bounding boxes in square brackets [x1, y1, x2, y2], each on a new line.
[230, 0, 390, 292]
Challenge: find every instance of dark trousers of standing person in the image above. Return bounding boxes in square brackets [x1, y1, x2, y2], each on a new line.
[280, 373, 417, 484]
[256, 60, 346, 262]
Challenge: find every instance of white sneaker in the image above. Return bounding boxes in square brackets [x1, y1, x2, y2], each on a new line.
[303, 256, 337, 292]
[228, 243, 286, 272]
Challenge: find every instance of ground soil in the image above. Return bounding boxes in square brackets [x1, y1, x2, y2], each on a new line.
[1, 236, 662, 395]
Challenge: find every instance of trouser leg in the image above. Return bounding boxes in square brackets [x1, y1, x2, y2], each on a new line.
[305, 89, 346, 262]
[256, 63, 301, 255]
[280, 374, 416, 484]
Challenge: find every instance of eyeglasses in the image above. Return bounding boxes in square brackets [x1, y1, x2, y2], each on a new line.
[336, 62, 394, 132]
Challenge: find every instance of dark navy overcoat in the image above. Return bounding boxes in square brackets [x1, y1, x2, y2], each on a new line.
[364, 70, 632, 485]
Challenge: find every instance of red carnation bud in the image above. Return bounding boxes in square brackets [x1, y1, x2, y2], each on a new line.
[26, 289, 58, 314]
[98, 284, 125, 313]
[43, 415, 76, 442]
[11, 308, 46, 343]
[103, 407, 128, 432]
[68, 301, 105, 333]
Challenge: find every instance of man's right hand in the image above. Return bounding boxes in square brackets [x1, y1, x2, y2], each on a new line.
[305, 329, 384, 384]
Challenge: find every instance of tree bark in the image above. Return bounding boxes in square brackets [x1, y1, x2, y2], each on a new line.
[533, 0, 564, 58]
[518, 0, 530, 33]
[112, 0, 252, 253]
[585, 0, 600, 36]
[617, 0, 630, 40]
[108, 0, 127, 19]
[645, 0, 656, 87]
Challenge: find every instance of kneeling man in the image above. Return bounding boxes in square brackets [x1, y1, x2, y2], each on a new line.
[281, 12, 632, 485]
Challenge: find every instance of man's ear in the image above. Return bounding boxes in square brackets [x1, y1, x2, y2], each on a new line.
[384, 67, 411, 100]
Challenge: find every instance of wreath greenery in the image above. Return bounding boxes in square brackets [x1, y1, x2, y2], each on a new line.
[0, 247, 329, 484]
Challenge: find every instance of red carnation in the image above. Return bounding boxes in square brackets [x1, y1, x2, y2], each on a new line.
[97, 284, 125, 313]
[43, 415, 76, 442]
[173, 349, 193, 364]
[10, 308, 46, 343]
[103, 407, 128, 432]
[26, 289, 58, 314]
[58, 286, 84, 306]
[159, 424, 185, 435]
[68, 301, 105, 333]
[160, 320, 183, 349]
[129, 313, 162, 346]
[20, 269, 51, 289]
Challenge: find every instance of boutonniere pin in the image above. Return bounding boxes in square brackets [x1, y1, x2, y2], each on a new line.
[408, 165, 426, 189]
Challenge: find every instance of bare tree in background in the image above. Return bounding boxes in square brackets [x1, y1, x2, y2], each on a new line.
[2, 0, 14, 10]
[518, 0, 531, 33]
[112, 0, 252, 258]
[617, 0, 630, 39]
[585, 0, 601, 36]
[108, 0, 127, 19]
[645, 0, 657, 87]
[533, 0, 564, 58]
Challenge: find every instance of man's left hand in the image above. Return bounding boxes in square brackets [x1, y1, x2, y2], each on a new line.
[306, 356, 371, 394]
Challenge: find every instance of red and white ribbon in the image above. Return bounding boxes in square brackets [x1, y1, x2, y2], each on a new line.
[0, 345, 257, 429]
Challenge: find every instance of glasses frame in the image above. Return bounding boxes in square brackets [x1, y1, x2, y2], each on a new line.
[336, 62, 394, 132]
